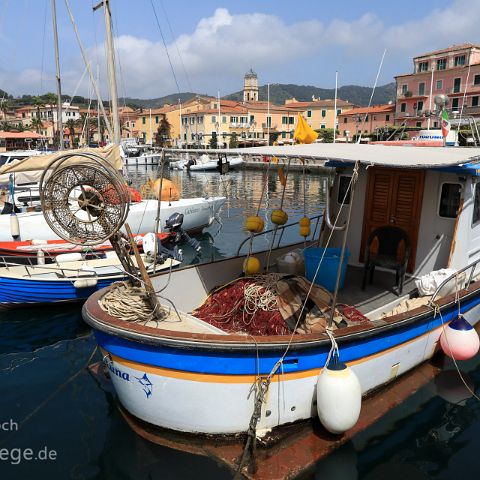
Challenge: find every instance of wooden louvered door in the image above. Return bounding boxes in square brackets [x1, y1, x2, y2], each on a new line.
[360, 167, 425, 272]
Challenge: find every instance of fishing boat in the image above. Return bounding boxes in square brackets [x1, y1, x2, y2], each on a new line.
[81, 143, 480, 445]
[0, 251, 180, 310]
[0, 232, 169, 258]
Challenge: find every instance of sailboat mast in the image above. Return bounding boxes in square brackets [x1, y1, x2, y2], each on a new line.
[333, 71, 338, 144]
[101, 0, 120, 145]
[51, 0, 63, 149]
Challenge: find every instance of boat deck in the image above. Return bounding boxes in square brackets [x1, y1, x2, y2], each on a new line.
[338, 265, 418, 317]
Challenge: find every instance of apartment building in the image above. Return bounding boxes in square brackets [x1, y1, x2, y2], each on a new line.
[284, 98, 353, 131]
[395, 43, 480, 128]
[337, 104, 395, 140]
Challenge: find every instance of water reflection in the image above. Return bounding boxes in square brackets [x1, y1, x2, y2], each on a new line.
[126, 165, 328, 259]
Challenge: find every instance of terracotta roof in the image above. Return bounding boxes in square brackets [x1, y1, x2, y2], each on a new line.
[338, 104, 395, 116]
[0, 131, 45, 138]
[415, 43, 480, 59]
[285, 99, 351, 109]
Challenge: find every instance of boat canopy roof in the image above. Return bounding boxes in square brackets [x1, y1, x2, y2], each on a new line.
[0, 144, 123, 174]
[166, 144, 480, 171]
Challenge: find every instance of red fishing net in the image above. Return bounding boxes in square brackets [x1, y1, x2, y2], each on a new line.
[193, 279, 290, 336]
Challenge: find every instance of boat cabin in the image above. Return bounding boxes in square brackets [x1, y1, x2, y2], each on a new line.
[314, 145, 479, 312]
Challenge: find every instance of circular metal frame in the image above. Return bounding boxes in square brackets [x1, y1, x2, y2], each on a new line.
[39, 152, 130, 245]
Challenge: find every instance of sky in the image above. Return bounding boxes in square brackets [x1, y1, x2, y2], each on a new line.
[0, 0, 479, 100]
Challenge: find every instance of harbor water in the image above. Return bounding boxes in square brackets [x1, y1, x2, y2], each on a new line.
[1, 167, 479, 479]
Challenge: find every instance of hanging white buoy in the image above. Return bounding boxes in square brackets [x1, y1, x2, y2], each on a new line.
[36, 249, 45, 266]
[316, 361, 362, 434]
[440, 315, 480, 361]
[73, 278, 98, 289]
[10, 213, 20, 239]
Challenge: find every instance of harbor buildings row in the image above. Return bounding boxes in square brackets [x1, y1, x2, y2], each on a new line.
[1, 43, 480, 150]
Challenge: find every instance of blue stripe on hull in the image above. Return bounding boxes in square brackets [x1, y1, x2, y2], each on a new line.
[94, 292, 480, 376]
[0, 277, 120, 305]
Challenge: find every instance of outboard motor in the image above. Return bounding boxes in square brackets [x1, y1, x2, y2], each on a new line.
[185, 158, 196, 171]
[165, 212, 201, 252]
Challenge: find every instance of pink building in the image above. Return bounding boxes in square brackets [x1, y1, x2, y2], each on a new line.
[337, 104, 395, 141]
[395, 43, 480, 128]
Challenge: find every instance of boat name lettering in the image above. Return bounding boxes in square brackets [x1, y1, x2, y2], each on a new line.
[108, 363, 130, 381]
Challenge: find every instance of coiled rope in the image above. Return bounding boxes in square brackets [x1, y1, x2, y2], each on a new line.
[99, 281, 157, 324]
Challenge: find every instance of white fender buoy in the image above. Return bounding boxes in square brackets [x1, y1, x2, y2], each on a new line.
[31, 239, 48, 246]
[440, 315, 480, 361]
[142, 232, 157, 256]
[10, 213, 20, 239]
[36, 249, 45, 265]
[316, 361, 362, 434]
[73, 278, 98, 289]
[56, 252, 83, 264]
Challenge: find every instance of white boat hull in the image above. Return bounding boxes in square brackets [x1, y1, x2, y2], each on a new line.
[0, 197, 225, 241]
[99, 300, 480, 435]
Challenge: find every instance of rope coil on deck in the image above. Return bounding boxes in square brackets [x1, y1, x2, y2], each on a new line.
[99, 282, 159, 324]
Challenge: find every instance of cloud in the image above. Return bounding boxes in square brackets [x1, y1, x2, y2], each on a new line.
[3, 1, 480, 98]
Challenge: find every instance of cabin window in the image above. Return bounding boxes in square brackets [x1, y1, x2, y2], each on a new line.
[439, 183, 462, 218]
[473, 184, 480, 226]
[337, 176, 351, 205]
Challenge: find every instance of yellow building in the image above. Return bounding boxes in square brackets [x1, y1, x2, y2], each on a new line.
[284, 98, 354, 131]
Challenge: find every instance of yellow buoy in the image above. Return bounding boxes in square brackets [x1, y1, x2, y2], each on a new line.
[243, 256, 261, 275]
[299, 216, 311, 227]
[300, 225, 311, 237]
[271, 209, 288, 226]
[245, 215, 264, 233]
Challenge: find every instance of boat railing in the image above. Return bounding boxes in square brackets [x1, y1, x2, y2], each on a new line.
[235, 213, 323, 256]
[0, 258, 102, 279]
[0, 254, 106, 278]
[429, 257, 480, 306]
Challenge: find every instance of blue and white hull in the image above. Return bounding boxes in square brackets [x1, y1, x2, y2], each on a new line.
[83, 278, 480, 435]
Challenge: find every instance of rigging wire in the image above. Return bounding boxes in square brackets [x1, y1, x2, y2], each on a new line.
[159, 0, 193, 93]
[39, 0, 48, 93]
[150, 0, 181, 94]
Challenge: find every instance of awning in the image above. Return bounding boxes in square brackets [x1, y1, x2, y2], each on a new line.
[0, 144, 123, 174]
[165, 143, 480, 169]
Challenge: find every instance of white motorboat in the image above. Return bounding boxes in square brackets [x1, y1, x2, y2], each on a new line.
[125, 153, 161, 166]
[169, 154, 244, 172]
[0, 197, 225, 241]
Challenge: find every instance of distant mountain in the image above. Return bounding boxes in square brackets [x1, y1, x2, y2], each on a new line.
[224, 83, 396, 107]
[4, 82, 396, 109]
[119, 92, 199, 109]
